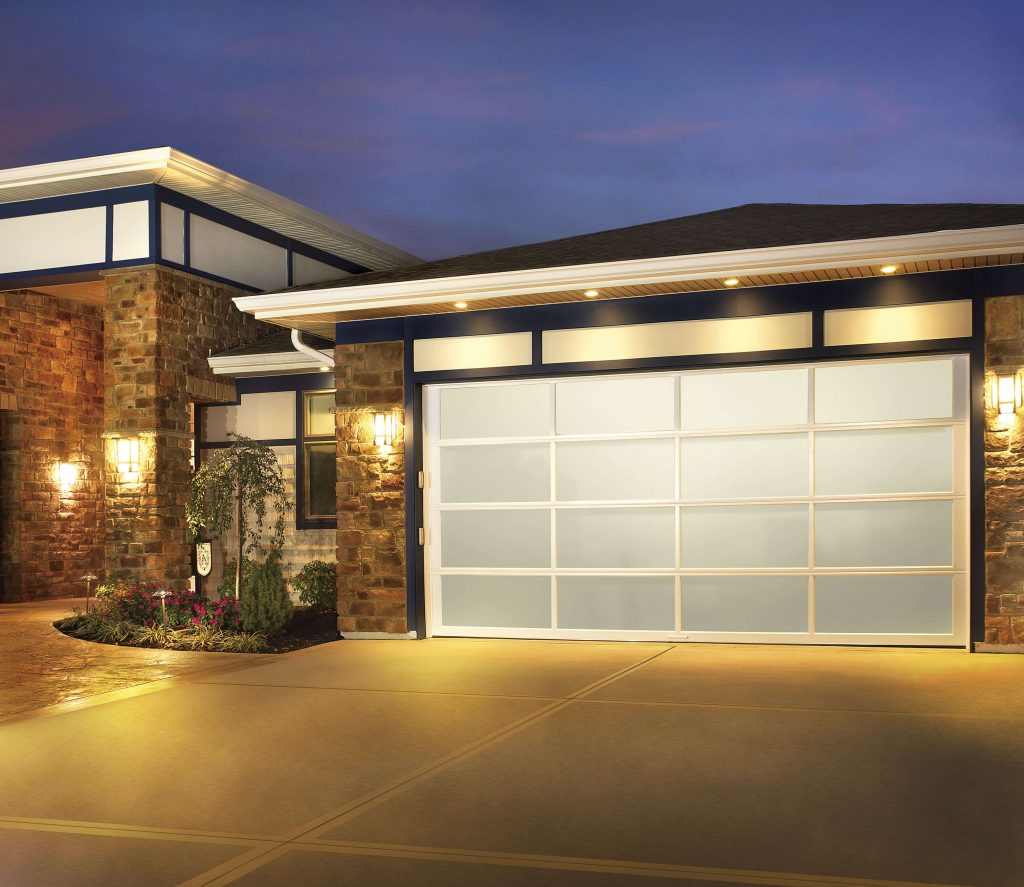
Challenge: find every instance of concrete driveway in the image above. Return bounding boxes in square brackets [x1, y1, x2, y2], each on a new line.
[1, 636, 1023, 887]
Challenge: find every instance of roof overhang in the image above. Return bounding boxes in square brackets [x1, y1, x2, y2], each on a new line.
[207, 347, 334, 377]
[0, 148, 420, 270]
[232, 223, 1024, 336]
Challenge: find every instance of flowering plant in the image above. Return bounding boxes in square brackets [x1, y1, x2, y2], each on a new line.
[95, 579, 243, 631]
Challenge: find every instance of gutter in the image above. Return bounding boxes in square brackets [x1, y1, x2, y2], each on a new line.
[233, 223, 1024, 321]
[291, 329, 334, 369]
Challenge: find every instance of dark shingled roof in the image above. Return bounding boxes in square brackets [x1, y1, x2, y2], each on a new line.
[275, 203, 1024, 294]
[213, 329, 333, 359]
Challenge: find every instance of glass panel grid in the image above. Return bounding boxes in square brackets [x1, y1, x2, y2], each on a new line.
[426, 355, 968, 645]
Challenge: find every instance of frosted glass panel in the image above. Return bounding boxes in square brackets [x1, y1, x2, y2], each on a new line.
[440, 384, 552, 440]
[681, 505, 808, 568]
[815, 501, 953, 567]
[815, 427, 954, 495]
[441, 444, 550, 503]
[680, 368, 808, 430]
[814, 359, 954, 423]
[815, 575, 953, 634]
[557, 439, 675, 501]
[305, 391, 335, 437]
[682, 576, 808, 632]
[681, 434, 808, 500]
[556, 376, 675, 435]
[557, 508, 675, 568]
[440, 575, 551, 629]
[557, 577, 675, 631]
[441, 510, 550, 568]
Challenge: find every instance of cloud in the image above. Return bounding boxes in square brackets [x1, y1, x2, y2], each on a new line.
[576, 119, 732, 145]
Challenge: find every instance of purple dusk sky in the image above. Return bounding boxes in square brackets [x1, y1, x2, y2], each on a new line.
[1, 0, 1021, 260]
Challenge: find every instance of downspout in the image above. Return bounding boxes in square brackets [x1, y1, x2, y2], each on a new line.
[291, 328, 335, 370]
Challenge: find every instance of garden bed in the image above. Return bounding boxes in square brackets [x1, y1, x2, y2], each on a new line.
[55, 607, 340, 654]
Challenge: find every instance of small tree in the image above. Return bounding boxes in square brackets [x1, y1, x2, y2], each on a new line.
[186, 434, 292, 599]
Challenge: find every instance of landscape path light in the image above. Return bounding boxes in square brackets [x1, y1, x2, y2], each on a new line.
[81, 574, 97, 614]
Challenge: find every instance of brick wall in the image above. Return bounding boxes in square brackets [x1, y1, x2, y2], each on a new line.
[203, 445, 335, 599]
[334, 341, 407, 635]
[983, 295, 1024, 645]
[102, 266, 270, 586]
[0, 291, 104, 601]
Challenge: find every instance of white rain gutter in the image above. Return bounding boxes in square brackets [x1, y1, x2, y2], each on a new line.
[291, 329, 335, 369]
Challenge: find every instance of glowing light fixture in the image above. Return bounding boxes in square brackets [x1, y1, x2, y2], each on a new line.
[116, 437, 140, 478]
[583, 289, 600, 298]
[55, 462, 77, 493]
[319, 366, 330, 372]
[374, 412, 395, 452]
[880, 264, 899, 275]
[453, 301, 468, 309]
[996, 373, 1022, 415]
[723, 278, 740, 287]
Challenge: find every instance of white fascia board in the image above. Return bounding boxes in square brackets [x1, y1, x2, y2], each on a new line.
[0, 148, 421, 269]
[233, 224, 1024, 322]
[207, 349, 334, 376]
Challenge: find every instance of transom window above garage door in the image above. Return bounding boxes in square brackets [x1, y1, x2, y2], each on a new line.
[424, 355, 969, 647]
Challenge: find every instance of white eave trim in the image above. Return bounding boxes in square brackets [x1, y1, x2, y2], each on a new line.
[233, 223, 1024, 321]
[207, 349, 334, 376]
[0, 148, 421, 269]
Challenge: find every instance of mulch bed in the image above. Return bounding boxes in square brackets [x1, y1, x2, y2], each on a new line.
[265, 609, 341, 653]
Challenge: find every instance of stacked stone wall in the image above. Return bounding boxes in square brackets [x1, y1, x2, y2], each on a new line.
[0, 291, 104, 601]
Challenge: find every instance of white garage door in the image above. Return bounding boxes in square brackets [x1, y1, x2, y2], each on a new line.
[424, 355, 969, 646]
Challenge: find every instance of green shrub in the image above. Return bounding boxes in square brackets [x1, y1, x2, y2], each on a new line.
[292, 560, 337, 613]
[239, 554, 293, 636]
[56, 614, 269, 653]
[216, 557, 256, 600]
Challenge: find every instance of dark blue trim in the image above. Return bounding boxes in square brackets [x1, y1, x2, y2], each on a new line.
[0, 258, 157, 290]
[286, 247, 294, 288]
[104, 204, 114, 264]
[182, 206, 191, 268]
[149, 191, 160, 267]
[404, 341, 425, 637]
[336, 318, 406, 344]
[968, 288, 987, 646]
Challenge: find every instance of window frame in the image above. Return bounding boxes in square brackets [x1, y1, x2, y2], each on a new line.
[300, 389, 337, 525]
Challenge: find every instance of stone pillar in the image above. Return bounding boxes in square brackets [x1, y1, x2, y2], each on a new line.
[983, 295, 1024, 648]
[102, 266, 268, 587]
[334, 341, 407, 636]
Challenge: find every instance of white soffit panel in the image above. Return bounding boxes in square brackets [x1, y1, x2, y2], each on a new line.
[414, 331, 533, 372]
[0, 206, 105, 273]
[190, 214, 287, 291]
[203, 391, 297, 442]
[160, 204, 185, 264]
[111, 201, 150, 261]
[542, 313, 812, 364]
[824, 300, 972, 347]
[293, 253, 350, 287]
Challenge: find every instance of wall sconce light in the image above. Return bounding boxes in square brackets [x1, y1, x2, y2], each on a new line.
[116, 437, 141, 478]
[374, 412, 395, 453]
[55, 461, 78, 493]
[996, 373, 1023, 415]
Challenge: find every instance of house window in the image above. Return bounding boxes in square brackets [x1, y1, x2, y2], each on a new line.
[303, 390, 336, 520]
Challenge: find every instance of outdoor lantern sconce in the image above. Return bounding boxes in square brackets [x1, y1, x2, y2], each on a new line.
[995, 373, 1023, 416]
[116, 437, 141, 478]
[374, 412, 395, 453]
[55, 461, 77, 494]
